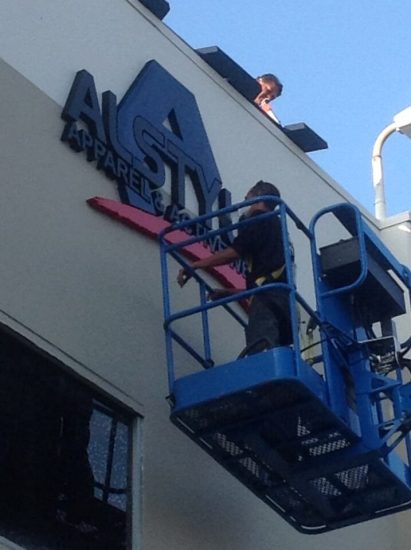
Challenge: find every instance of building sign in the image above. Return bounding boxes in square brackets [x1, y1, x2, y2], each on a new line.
[61, 60, 244, 289]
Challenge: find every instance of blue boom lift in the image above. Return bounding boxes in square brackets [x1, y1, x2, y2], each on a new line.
[159, 197, 411, 533]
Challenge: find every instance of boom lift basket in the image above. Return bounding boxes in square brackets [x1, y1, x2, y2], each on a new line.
[159, 199, 411, 533]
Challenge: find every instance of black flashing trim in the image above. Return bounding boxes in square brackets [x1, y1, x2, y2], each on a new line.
[282, 123, 328, 153]
[138, 0, 170, 20]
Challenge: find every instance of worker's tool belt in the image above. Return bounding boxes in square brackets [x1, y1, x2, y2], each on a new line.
[254, 265, 285, 287]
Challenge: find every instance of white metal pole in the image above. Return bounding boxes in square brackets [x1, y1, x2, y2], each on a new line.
[372, 122, 396, 220]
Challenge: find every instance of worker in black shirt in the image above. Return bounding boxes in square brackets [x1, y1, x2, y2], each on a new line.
[177, 181, 292, 354]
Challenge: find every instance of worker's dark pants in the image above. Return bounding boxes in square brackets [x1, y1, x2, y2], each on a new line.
[245, 289, 292, 354]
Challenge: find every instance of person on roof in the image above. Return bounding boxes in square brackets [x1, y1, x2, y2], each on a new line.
[177, 181, 292, 355]
[254, 74, 283, 124]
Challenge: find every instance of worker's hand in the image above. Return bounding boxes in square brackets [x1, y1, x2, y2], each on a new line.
[259, 98, 272, 113]
[177, 267, 191, 287]
[254, 89, 269, 105]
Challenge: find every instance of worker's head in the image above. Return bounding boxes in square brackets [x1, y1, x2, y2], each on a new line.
[255, 74, 283, 104]
[245, 181, 281, 212]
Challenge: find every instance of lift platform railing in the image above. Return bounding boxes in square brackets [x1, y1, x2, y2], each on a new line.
[159, 196, 322, 394]
[310, 203, 411, 298]
[310, 202, 411, 466]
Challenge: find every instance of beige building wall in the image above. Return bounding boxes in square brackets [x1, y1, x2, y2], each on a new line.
[0, 1, 410, 549]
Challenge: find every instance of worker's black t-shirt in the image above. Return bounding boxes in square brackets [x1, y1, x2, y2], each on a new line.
[231, 210, 286, 289]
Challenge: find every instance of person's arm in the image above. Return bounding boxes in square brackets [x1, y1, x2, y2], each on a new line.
[207, 287, 242, 301]
[264, 108, 280, 124]
[259, 99, 280, 124]
[255, 97, 280, 124]
[177, 247, 239, 287]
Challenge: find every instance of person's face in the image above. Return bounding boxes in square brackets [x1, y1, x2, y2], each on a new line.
[256, 78, 280, 103]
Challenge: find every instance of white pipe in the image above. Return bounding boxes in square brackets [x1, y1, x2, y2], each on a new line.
[371, 122, 396, 220]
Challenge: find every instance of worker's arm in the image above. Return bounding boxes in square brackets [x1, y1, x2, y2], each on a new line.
[255, 98, 280, 124]
[208, 287, 242, 301]
[177, 247, 240, 287]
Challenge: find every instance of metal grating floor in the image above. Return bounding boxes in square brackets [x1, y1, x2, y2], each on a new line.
[171, 380, 411, 533]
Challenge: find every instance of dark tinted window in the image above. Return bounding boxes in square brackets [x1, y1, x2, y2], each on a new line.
[0, 329, 132, 549]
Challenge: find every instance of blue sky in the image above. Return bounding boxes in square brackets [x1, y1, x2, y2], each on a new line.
[164, 1, 411, 218]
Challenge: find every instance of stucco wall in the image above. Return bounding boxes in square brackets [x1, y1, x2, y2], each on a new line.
[0, 2, 410, 549]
